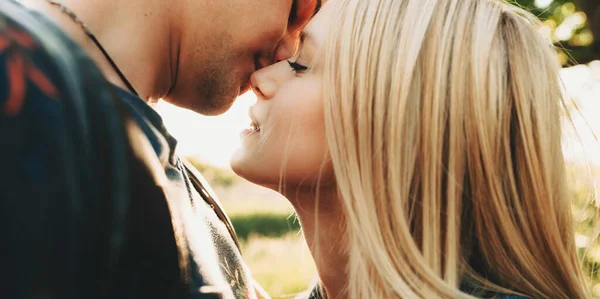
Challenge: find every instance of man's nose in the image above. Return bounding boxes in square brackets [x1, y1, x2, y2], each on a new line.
[273, 33, 300, 62]
[255, 54, 273, 71]
[255, 35, 297, 70]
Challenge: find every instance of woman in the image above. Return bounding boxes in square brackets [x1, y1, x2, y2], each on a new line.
[231, 0, 590, 298]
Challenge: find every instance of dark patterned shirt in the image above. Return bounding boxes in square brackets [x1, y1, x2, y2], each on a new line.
[0, 1, 253, 298]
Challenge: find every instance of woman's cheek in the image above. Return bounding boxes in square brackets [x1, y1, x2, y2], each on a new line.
[285, 107, 330, 180]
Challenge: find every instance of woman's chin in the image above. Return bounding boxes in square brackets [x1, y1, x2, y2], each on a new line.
[230, 149, 275, 187]
[229, 148, 248, 177]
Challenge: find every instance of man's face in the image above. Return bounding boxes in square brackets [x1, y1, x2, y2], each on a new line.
[165, 0, 321, 116]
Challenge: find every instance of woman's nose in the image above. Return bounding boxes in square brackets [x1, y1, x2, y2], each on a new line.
[250, 61, 291, 101]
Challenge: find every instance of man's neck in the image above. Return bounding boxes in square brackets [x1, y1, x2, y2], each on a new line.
[283, 185, 348, 299]
[21, 0, 180, 101]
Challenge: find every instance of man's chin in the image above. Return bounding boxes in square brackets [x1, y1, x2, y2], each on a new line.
[209, 94, 240, 115]
[179, 94, 237, 116]
[163, 85, 240, 116]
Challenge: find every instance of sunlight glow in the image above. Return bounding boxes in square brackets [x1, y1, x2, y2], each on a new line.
[156, 64, 600, 168]
[156, 92, 257, 168]
[554, 12, 585, 42]
[534, 0, 553, 9]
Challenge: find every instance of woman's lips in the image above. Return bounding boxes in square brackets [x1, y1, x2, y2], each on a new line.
[241, 106, 261, 137]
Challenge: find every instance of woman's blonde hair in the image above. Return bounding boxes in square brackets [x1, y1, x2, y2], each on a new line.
[321, 0, 589, 297]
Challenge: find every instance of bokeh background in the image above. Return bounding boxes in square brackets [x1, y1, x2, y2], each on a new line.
[155, 0, 600, 297]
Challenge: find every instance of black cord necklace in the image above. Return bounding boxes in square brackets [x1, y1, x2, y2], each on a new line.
[45, 0, 139, 96]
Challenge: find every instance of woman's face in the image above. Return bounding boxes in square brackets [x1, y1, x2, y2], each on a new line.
[230, 3, 333, 188]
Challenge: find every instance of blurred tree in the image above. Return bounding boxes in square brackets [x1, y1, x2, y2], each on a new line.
[574, 0, 600, 60]
[512, 0, 600, 65]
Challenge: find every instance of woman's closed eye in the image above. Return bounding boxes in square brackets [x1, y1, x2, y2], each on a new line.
[287, 60, 308, 73]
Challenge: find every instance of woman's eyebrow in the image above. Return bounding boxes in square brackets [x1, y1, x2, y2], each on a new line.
[295, 31, 317, 59]
[299, 31, 314, 48]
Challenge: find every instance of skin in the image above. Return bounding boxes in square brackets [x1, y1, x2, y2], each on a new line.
[231, 3, 348, 297]
[18, 0, 321, 297]
[230, 35, 332, 188]
[21, 0, 320, 115]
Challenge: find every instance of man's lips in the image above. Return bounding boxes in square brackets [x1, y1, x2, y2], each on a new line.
[240, 80, 252, 95]
[240, 53, 268, 96]
[239, 58, 258, 95]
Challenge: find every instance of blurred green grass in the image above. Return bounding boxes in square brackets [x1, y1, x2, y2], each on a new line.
[241, 234, 316, 298]
[230, 213, 300, 241]
[222, 190, 314, 298]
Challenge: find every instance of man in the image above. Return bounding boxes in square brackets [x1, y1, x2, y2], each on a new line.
[0, 0, 320, 298]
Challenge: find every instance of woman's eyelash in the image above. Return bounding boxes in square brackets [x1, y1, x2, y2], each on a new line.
[287, 60, 308, 72]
